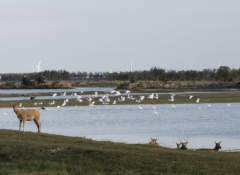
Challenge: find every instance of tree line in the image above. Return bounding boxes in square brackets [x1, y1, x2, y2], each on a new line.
[1, 66, 240, 82]
[105, 66, 240, 82]
[0, 70, 70, 82]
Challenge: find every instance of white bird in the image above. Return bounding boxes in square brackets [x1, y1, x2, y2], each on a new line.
[52, 93, 57, 97]
[168, 94, 175, 102]
[61, 92, 66, 96]
[34, 102, 37, 105]
[196, 98, 200, 103]
[110, 90, 116, 93]
[118, 96, 125, 101]
[37, 60, 41, 72]
[76, 95, 82, 102]
[38, 102, 43, 105]
[147, 93, 154, 99]
[61, 100, 66, 106]
[115, 91, 121, 96]
[136, 96, 145, 103]
[154, 94, 158, 99]
[80, 91, 83, 94]
[127, 94, 135, 100]
[89, 101, 95, 107]
[172, 104, 176, 108]
[153, 109, 158, 115]
[140, 96, 145, 101]
[3, 111, 7, 116]
[139, 105, 142, 110]
[19, 103, 22, 108]
[152, 106, 156, 110]
[136, 99, 141, 103]
[94, 92, 98, 97]
[207, 104, 211, 107]
[57, 105, 61, 108]
[49, 101, 53, 105]
[189, 95, 193, 99]
[227, 103, 230, 107]
[113, 100, 116, 105]
[125, 90, 130, 94]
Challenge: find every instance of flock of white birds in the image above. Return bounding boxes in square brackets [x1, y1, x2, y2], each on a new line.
[2, 90, 232, 116]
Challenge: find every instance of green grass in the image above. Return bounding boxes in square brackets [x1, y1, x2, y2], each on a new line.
[0, 130, 240, 175]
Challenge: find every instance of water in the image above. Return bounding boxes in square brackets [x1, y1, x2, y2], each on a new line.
[2, 103, 240, 152]
[0, 87, 114, 94]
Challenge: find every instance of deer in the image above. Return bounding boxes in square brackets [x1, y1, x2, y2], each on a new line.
[178, 136, 189, 150]
[149, 138, 160, 146]
[13, 104, 45, 133]
[176, 142, 181, 149]
[196, 142, 222, 152]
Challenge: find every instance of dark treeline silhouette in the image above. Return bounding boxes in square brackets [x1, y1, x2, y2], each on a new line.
[1, 66, 240, 82]
[0, 70, 70, 82]
[70, 71, 106, 80]
[105, 66, 240, 82]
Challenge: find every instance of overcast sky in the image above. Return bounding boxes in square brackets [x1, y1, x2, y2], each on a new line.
[1, 0, 240, 73]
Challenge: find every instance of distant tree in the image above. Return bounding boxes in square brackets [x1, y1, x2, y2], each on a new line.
[22, 76, 30, 86]
[36, 73, 45, 84]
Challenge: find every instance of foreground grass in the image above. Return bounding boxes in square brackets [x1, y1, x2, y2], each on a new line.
[0, 130, 240, 175]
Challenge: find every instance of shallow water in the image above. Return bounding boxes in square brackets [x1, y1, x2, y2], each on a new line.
[0, 87, 114, 94]
[1, 103, 240, 152]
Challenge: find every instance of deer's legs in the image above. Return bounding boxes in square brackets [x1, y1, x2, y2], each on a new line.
[19, 120, 22, 131]
[34, 119, 41, 133]
[23, 121, 26, 132]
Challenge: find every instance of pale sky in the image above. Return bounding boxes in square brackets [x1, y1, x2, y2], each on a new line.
[1, 0, 240, 73]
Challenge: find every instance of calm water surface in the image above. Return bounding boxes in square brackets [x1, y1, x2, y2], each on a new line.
[1, 103, 240, 152]
[0, 87, 114, 94]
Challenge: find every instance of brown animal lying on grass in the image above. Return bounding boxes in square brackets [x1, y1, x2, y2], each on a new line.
[13, 104, 45, 133]
[178, 137, 189, 150]
[196, 142, 222, 152]
[176, 143, 181, 149]
[149, 138, 160, 146]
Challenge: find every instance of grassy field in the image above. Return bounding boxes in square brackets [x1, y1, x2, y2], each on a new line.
[1, 91, 240, 108]
[0, 129, 240, 175]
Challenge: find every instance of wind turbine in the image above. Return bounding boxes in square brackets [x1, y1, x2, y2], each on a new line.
[109, 68, 112, 73]
[189, 64, 193, 70]
[37, 61, 41, 72]
[130, 61, 133, 72]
